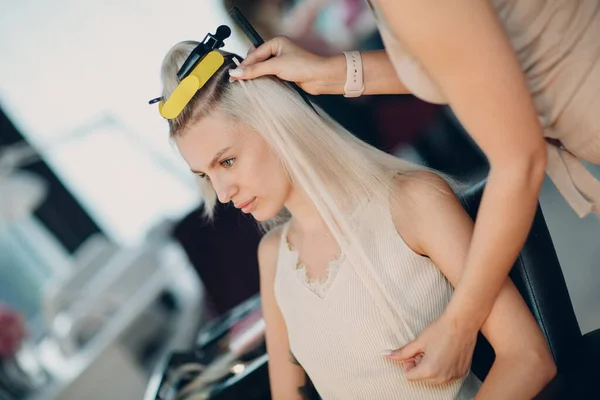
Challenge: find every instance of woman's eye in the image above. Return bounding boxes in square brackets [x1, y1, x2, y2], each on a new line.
[196, 172, 210, 181]
[221, 158, 235, 168]
[194, 158, 234, 180]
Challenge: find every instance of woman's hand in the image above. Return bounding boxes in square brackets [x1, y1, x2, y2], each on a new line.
[385, 313, 478, 384]
[231, 37, 411, 96]
[229, 36, 341, 95]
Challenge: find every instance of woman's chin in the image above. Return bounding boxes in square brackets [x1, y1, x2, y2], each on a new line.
[251, 210, 269, 222]
[250, 205, 279, 222]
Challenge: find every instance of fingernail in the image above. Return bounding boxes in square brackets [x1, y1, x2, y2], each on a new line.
[229, 68, 244, 77]
[380, 349, 394, 356]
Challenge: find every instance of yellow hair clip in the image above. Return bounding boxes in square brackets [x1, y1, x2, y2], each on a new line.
[149, 26, 231, 119]
[157, 51, 225, 120]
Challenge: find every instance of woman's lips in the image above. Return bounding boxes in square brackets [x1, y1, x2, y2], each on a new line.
[238, 197, 257, 213]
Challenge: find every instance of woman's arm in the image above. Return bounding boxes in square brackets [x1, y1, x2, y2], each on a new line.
[376, 0, 547, 358]
[317, 50, 410, 95]
[390, 172, 557, 398]
[233, 38, 410, 95]
[258, 228, 313, 400]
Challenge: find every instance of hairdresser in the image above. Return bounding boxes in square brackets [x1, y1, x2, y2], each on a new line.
[229, 0, 600, 384]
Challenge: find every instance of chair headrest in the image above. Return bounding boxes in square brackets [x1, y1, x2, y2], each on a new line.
[457, 179, 487, 219]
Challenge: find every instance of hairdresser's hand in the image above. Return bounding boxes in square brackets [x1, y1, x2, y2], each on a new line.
[229, 36, 343, 95]
[385, 313, 478, 384]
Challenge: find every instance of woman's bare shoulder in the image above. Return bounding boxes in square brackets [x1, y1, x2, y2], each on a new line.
[392, 170, 456, 211]
[258, 223, 287, 278]
[390, 170, 459, 255]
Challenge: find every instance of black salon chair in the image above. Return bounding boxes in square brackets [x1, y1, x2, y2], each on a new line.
[460, 180, 600, 398]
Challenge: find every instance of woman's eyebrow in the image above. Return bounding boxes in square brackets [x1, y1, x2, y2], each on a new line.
[190, 145, 233, 174]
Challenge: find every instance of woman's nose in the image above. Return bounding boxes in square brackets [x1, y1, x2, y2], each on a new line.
[214, 177, 238, 204]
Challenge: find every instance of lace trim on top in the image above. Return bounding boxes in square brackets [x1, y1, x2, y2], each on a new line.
[282, 203, 366, 298]
[284, 234, 346, 298]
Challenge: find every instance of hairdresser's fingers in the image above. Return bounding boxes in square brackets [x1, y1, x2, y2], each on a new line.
[385, 340, 423, 362]
[232, 36, 325, 92]
[240, 38, 285, 67]
[245, 45, 257, 56]
[230, 57, 283, 80]
[230, 54, 321, 94]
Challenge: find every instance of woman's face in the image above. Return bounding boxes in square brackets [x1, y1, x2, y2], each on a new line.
[175, 112, 292, 221]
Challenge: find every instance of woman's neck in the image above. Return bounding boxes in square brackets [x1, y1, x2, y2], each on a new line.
[284, 187, 327, 234]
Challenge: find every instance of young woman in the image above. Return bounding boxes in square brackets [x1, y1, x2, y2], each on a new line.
[157, 42, 556, 399]
[230, 0, 600, 384]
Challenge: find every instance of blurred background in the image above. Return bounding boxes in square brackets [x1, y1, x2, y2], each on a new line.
[0, 0, 598, 399]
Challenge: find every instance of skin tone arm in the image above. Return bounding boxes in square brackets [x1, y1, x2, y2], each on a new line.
[317, 50, 409, 95]
[234, 41, 410, 96]
[372, 0, 547, 377]
[258, 227, 314, 400]
[388, 172, 557, 398]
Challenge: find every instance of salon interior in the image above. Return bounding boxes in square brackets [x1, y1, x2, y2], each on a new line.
[1, 1, 599, 399]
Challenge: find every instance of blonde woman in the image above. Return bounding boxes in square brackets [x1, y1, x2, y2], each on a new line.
[157, 42, 556, 399]
[229, 0, 600, 384]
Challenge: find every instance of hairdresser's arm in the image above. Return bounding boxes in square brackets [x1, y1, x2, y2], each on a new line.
[389, 172, 557, 398]
[376, 0, 547, 369]
[258, 228, 314, 400]
[233, 37, 409, 95]
[317, 50, 410, 95]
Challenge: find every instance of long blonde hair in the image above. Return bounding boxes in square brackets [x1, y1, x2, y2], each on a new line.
[160, 41, 454, 340]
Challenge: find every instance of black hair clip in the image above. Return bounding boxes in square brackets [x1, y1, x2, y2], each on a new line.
[148, 26, 232, 108]
[177, 25, 231, 81]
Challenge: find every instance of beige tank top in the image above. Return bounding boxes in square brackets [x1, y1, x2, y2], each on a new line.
[273, 200, 482, 399]
[368, 0, 600, 218]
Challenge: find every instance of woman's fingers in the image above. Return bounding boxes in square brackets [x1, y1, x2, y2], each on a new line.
[231, 36, 323, 93]
[245, 45, 256, 56]
[241, 37, 287, 67]
[385, 339, 423, 361]
[232, 39, 287, 80]
[230, 57, 282, 80]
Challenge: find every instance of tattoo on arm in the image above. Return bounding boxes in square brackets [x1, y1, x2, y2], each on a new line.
[297, 382, 313, 400]
[289, 351, 317, 400]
